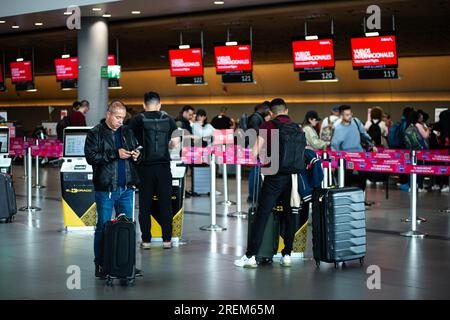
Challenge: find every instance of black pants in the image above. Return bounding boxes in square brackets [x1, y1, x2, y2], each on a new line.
[138, 164, 173, 242]
[246, 174, 295, 257]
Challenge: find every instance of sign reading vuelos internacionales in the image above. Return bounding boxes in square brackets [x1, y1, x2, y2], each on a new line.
[214, 44, 252, 73]
[351, 35, 398, 68]
[169, 48, 203, 77]
[292, 38, 335, 70]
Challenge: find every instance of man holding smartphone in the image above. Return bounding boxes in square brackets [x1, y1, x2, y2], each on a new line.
[85, 100, 142, 279]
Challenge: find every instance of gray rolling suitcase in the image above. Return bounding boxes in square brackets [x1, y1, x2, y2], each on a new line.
[0, 173, 17, 223]
[312, 187, 366, 268]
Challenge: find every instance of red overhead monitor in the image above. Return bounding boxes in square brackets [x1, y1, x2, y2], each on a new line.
[10, 61, 33, 82]
[214, 43, 252, 74]
[351, 34, 398, 69]
[0, 64, 3, 83]
[168, 47, 203, 77]
[108, 54, 116, 66]
[292, 37, 335, 71]
[55, 57, 78, 80]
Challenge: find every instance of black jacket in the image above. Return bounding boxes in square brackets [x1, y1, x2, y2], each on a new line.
[84, 120, 140, 192]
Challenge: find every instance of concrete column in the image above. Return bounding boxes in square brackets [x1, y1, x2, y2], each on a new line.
[77, 17, 108, 126]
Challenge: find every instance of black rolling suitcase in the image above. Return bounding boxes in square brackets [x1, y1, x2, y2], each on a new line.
[247, 171, 280, 264]
[102, 214, 137, 286]
[0, 173, 17, 223]
[312, 187, 366, 268]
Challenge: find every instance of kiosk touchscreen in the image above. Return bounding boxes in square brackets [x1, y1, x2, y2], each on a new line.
[0, 126, 12, 174]
[60, 127, 96, 230]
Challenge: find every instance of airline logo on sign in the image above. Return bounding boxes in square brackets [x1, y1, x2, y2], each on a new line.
[351, 35, 397, 68]
[169, 48, 203, 77]
[55, 58, 78, 80]
[215, 45, 252, 73]
[292, 39, 335, 70]
[10, 61, 33, 82]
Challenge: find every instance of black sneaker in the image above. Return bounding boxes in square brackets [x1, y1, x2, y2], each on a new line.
[95, 264, 106, 279]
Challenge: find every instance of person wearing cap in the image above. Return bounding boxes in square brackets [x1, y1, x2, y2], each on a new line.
[302, 111, 329, 150]
[320, 105, 341, 143]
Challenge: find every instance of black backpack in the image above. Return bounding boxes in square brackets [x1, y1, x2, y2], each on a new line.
[272, 119, 306, 174]
[368, 119, 382, 146]
[141, 113, 172, 165]
[56, 116, 71, 141]
[239, 113, 249, 131]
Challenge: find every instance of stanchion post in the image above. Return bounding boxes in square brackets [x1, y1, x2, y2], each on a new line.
[228, 163, 246, 218]
[439, 175, 450, 213]
[33, 140, 46, 189]
[200, 153, 226, 231]
[401, 150, 426, 238]
[220, 145, 235, 206]
[19, 147, 41, 212]
[322, 152, 329, 188]
[338, 158, 345, 188]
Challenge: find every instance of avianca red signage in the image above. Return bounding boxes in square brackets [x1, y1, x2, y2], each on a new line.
[292, 38, 335, 70]
[10, 61, 33, 82]
[214, 44, 252, 73]
[55, 57, 78, 80]
[351, 35, 398, 68]
[0, 64, 3, 83]
[169, 48, 203, 77]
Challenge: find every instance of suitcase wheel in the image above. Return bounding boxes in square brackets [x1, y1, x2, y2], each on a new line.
[106, 276, 114, 286]
[334, 262, 339, 269]
[359, 258, 365, 266]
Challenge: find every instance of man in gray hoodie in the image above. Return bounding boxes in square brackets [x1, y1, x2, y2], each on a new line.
[331, 105, 378, 191]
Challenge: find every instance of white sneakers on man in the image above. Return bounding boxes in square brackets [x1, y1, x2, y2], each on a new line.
[441, 186, 450, 192]
[234, 255, 257, 268]
[280, 255, 292, 267]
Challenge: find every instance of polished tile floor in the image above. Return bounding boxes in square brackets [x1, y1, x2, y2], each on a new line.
[1, 166, 450, 299]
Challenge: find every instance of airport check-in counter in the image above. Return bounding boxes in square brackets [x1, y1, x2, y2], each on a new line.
[60, 127, 96, 230]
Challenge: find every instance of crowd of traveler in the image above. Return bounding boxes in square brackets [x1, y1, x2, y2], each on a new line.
[80, 91, 450, 274]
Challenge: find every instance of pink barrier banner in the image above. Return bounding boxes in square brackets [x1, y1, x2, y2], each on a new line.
[345, 161, 450, 175]
[212, 129, 234, 145]
[416, 153, 450, 162]
[9, 138, 63, 158]
[181, 146, 257, 165]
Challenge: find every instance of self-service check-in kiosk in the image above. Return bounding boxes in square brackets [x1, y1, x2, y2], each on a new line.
[0, 126, 12, 174]
[60, 127, 96, 230]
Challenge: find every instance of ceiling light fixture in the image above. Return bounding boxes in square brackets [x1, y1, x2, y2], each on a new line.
[305, 35, 318, 40]
[63, 11, 72, 15]
[214, 1, 225, 4]
[225, 41, 237, 46]
[0, 21, 6, 24]
[365, 32, 379, 37]
[179, 45, 190, 49]
[131, 11, 141, 14]
[61, 54, 70, 58]
[26, 89, 38, 92]
[92, 7, 102, 11]
[16, 58, 24, 62]
[102, 13, 112, 18]
[34, 22, 43, 26]
[12, 25, 20, 29]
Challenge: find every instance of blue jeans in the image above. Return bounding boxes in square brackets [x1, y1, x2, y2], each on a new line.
[94, 187, 134, 265]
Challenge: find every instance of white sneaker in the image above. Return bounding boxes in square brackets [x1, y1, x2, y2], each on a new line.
[431, 185, 440, 191]
[140, 242, 152, 250]
[418, 188, 427, 193]
[441, 186, 449, 192]
[280, 255, 292, 267]
[234, 255, 257, 268]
